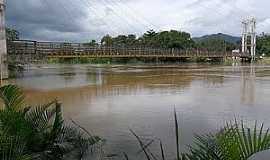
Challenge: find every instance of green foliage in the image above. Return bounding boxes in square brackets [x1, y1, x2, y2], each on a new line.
[0, 85, 101, 160]
[100, 30, 195, 49]
[101, 34, 113, 46]
[0, 135, 31, 160]
[6, 28, 19, 41]
[195, 37, 237, 52]
[184, 120, 270, 160]
[0, 85, 25, 109]
[257, 34, 270, 56]
[83, 40, 98, 47]
[193, 33, 241, 44]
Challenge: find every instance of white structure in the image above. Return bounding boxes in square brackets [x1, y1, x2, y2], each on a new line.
[0, 0, 7, 80]
[242, 18, 256, 61]
[232, 49, 240, 53]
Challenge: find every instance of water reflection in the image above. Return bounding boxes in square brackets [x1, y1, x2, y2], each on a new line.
[59, 66, 76, 84]
[240, 64, 256, 105]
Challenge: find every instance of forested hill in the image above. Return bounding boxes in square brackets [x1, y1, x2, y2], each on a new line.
[193, 33, 241, 44]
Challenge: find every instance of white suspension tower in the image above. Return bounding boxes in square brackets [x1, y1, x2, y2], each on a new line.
[242, 18, 256, 61]
[0, 0, 7, 82]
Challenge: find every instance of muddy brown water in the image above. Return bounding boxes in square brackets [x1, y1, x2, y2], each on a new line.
[9, 63, 270, 159]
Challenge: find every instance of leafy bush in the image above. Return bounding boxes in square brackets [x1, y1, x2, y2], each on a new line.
[0, 85, 101, 160]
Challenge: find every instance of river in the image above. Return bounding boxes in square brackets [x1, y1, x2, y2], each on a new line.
[9, 63, 270, 159]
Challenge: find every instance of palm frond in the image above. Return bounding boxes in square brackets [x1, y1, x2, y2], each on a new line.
[0, 85, 102, 160]
[233, 120, 270, 159]
[58, 125, 101, 159]
[0, 85, 25, 110]
[185, 120, 270, 160]
[0, 135, 31, 160]
[159, 140, 165, 160]
[25, 100, 56, 132]
[0, 109, 32, 139]
[174, 108, 181, 160]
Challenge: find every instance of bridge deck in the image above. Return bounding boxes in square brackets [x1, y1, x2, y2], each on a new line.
[46, 52, 249, 58]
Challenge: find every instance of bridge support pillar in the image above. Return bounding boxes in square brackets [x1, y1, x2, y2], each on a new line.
[0, 0, 8, 79]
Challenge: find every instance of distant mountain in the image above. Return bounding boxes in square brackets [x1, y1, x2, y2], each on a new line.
[193, 33, 241, 44]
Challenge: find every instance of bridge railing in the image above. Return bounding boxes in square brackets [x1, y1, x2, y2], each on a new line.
[7, 40, 249, 58]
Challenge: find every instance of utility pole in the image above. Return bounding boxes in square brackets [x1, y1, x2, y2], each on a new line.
[0, 0, 7, 82]
[241, 18, 256, 61]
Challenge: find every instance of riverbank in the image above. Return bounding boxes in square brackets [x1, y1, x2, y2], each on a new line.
[46, 57, 232, 65]
[259, 57, 270, 64]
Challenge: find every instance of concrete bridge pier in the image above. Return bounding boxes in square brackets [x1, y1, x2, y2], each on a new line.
[0, 0, 8, 79]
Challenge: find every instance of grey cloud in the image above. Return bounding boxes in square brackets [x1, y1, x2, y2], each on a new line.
[5, 0, 270, 42]
[6, 0, 98, 42]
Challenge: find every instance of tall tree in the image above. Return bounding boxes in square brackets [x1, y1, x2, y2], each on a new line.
[141, 29, 158, 47]
[6, 27, 19, 41]
[126, 34, 137, 46]
[102, 29, 195, 49]
[257, 33, 270, 56]
[101, 34, 113, 46]
[155, 30, 195, 49]
[112, 35, 128, 47]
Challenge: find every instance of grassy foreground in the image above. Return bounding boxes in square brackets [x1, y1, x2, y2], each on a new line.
[0, 85, 270, 160]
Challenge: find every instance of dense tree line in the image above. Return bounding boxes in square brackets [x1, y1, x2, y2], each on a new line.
[101, 30, 195, 49]
[195, 37, 238, 52]
[99, 30, 243, 52]
[257, 33, 270, 56]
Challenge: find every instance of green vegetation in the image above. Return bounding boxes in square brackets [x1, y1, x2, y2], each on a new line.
[100, 30, 242, 52]
[193, 33, 240, 53]
[101, 30, 195, 49]
[99, 31, 270, 57]
[193, 33, 241, 44]
[196, 37, 238, 52]
[6, 27, 19, 41]
[0, 85, 101, 160]
[257, 33, 270, 56]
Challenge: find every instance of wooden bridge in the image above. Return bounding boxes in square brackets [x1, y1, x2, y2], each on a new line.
[7, 40, 251, 63]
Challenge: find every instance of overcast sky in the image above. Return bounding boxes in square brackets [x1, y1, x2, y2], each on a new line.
[5, 0, 270, 42]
